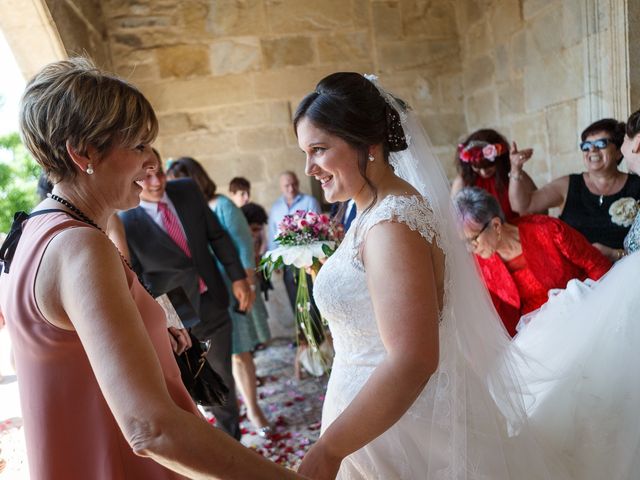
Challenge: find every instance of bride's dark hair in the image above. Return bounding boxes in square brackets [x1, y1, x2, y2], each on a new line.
[626, 109, 640, 137]
[293, 72, 408, 211]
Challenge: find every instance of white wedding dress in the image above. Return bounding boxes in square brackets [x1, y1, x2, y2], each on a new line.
[307, 75, 640, 480]
[314, 195, 567, 479]
[512, 250, 640, 480]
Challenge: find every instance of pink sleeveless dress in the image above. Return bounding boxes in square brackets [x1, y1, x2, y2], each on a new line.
[0, 212, 199, 479]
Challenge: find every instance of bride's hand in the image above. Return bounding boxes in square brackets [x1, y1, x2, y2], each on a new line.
[297, 442, 341, 480]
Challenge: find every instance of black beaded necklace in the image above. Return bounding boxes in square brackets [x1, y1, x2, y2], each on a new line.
[49, 193, 103, 231]
[48, 193, 151, 294]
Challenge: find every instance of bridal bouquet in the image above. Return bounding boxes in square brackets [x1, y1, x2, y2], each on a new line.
[260, 210, 343, 372]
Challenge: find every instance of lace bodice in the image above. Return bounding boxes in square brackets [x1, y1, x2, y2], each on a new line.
[314, 195, 441, 370]
[623, 212, 640, 254]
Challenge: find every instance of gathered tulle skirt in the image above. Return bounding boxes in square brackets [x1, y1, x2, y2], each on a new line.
[513, 251, 640, 480]
[320, 258, 640, 479]
[322, 321, 568, 480]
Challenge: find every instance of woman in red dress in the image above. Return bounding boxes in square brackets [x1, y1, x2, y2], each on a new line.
[454, 186, 612, 336]
[451, 129, 537, 222]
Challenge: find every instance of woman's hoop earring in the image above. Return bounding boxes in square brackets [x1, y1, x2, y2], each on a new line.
[368, 154, 375, 162]
[86, 164, 94, 175]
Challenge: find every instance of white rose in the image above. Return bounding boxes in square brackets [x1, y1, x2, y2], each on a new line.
[609, 197, 639, 227]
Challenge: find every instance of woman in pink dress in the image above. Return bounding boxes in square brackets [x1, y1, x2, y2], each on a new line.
[0, 58, 302, 480]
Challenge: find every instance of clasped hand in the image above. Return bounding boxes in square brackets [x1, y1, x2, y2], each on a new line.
[297, 442, 342, 480]
[168, 326, 192, 355]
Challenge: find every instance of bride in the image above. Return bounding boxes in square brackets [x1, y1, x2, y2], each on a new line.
[295, 72, 640, 480]
[294, 73, 569, 479]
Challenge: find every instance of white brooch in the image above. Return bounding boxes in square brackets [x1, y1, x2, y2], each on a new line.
[609, 197, 640, 227]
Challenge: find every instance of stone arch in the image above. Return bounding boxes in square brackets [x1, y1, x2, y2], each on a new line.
[0, 0, 66, 80]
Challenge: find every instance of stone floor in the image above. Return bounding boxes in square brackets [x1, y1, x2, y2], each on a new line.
[0, 331, 328, 478]
[234, 338, 328, 468]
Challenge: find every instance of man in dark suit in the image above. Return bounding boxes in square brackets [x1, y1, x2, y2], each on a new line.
[119, 151, 252, 440]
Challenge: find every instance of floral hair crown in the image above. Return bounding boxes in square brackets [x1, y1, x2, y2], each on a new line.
[457, 141, 506, 165]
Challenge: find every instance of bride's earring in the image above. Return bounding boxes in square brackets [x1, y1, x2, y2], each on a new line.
[368, 154, 375, 162]
[86, 163, 94, 175]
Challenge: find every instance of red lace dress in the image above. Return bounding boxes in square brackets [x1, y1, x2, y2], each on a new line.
[476, 215, 612, 336]
[504, 254, 548, 319]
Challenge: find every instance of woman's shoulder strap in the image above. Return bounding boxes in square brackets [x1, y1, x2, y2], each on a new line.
[0, 209, 83, 274]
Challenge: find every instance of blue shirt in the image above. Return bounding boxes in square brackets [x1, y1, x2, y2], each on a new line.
[267, 193, 321, 250]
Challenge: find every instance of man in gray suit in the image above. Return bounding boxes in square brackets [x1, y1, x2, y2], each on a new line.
[119, 151, 252, 440]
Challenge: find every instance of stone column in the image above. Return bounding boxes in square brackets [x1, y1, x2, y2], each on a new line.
[627, 0, 640, 111]
[583, 0, 631, 121]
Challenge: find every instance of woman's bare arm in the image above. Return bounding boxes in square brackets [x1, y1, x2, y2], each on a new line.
[38, 228, 302, 480]
[298, 222, 441, 479]
[509, 175, 569, 214]
[451, 174, 465, 197]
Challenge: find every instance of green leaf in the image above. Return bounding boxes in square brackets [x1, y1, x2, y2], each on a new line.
[0, 132, 40, 233]
[321, 243, 335, 257]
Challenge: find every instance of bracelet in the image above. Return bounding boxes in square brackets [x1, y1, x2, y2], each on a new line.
[508, 170, 522, 181]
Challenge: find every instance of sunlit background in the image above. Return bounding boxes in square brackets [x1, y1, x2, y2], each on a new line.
[0, 30, 24, 136]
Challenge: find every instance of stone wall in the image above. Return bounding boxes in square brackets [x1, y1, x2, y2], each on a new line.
[44, 0, 111, 68]
[0, 0, 66, 79]
[100, 0, 464, 206]
[456, 0, 629, 187]
[3, 0, 633, 207]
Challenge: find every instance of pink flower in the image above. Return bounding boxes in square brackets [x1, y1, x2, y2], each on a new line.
[318, 214, 330, 224]
[306, 211, 318, 225]
[482, 144, 498, 161]
[298, 219, 308, 229]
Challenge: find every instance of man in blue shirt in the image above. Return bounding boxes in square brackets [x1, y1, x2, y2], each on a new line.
[267, 171, 321, 250]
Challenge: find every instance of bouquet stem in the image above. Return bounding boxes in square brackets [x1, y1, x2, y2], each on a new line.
[295, 268, 330, 373]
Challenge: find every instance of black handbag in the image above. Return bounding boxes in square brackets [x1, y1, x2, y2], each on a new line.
[161, 287, 229, 407]
[174, 332, 229, 407]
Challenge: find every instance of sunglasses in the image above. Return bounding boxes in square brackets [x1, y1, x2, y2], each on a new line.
[579, 138, 612, 152]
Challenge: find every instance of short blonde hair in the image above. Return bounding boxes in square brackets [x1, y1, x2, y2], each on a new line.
[19, 57, 158, 182]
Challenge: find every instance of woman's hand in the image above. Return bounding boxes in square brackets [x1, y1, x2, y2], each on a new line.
[592, 242, 624, 262]
[509, 141, 534, 172]
[232, 278, 255, 312]
[297, 442, 342, 480]
[168, 327, 192, 355]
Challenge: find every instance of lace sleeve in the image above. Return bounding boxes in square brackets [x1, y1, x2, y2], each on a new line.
[624, 212, 640, 254]
[350, 195, 442, 269]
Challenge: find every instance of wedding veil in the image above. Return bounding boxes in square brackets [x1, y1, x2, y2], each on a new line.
[365, 75, 566, 479]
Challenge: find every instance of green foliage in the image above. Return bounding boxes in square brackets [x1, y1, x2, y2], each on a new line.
[0, 132, 39, 233]
[258, 254, 284, 280]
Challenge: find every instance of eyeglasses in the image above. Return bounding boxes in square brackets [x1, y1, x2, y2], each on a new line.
[580, 138, 612, 152]
[465, 221, 491, 250]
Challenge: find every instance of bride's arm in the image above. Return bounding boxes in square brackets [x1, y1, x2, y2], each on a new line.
[298, 221, 440, 479]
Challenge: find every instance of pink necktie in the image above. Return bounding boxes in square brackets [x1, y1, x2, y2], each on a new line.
[158, 202, 207, 294]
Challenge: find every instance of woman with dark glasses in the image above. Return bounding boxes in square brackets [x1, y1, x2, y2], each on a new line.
[508, 118, 640, 261]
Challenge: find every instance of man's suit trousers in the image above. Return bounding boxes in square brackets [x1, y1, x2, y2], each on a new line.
[190, 291, 241, 440]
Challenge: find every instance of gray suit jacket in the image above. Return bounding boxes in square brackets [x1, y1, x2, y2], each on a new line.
[119, 179, 245, 324]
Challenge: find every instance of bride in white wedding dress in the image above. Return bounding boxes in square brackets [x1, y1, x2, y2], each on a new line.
[294, 73, 568, 480]
[294, 72, 640, 480]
